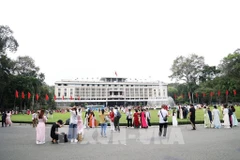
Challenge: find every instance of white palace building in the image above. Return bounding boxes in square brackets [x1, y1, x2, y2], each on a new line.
[54, 77, 168, 108]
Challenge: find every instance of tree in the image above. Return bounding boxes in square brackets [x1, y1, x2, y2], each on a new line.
[199, 65, 220, 83]
[0, 25, 18, 109]
[0, 25, 18, 54]
[14, 56, 40, 77]
[218, 51, 240, 78]
[169, 54, 205, 103]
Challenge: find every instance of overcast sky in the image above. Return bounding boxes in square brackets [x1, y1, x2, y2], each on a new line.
[1, 0, 240, 85]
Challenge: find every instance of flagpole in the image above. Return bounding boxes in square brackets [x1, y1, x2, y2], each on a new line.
[14, 96, 16, 110]
[226, 91, 228, 104]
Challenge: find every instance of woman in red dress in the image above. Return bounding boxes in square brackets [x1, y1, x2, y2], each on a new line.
[109, 108, 115, 131]
[133, 110, 140, 128]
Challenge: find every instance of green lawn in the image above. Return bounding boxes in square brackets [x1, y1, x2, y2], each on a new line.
[4, 106, 240, 124]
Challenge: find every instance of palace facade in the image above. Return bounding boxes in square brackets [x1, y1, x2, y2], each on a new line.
[54, 77, 168, 108]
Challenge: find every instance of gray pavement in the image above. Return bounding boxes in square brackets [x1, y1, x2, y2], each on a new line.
[0, 124, 240, 160]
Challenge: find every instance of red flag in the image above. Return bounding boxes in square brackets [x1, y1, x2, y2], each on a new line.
[62, 96, 64, 100]
[54, 95, 56, 100]
[15, 90, 19, 98]
[195, 93, 198, 98]
[45, 94, 49, 101]
[21, 92, 25, 99]
[78, 96, 80, 100]
[202, 93, 206, 97]
[115, 71, 117, 76]
[233, 90, 237, 96]
[36, 94, 39, 101]
[27, 92, 31, 99]
[218, 90, 221, 97]
[226, 90, 229, 96]
[210, 92, 214, 97]
[70, 95, 73, 100]
[174, 94, 177, 99]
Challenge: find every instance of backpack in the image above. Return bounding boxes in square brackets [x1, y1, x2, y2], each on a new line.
[160, 110, 167, 121]
[59, 132, 68, 143]
[117, 111, 121, 118]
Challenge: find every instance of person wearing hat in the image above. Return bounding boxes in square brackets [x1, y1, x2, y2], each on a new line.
[51, 120, 63, 144]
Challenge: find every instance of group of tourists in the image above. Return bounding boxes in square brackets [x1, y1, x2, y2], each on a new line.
[203, 104, 238, 129]
[84, 107, 122, 134]
[35, 106, 84, 144]
[125, 108, 152, 128]
[1, 103, 238, 144]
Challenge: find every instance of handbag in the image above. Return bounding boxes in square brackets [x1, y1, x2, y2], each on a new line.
[77, 133, 83, 142]
[104, 116, 110, 122]
[160, 110, 167, 121]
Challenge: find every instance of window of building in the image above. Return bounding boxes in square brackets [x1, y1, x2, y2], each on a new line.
[58, 84, 61, 86]
[64, 84, 67, 86]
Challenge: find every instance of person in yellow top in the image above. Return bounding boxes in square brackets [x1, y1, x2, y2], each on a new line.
[99, 108, 109, 137]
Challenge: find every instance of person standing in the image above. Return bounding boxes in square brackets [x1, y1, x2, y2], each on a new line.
[146, 108, 151, 127]
[188, 104, 196, 130]
[109, 108, 115, 131]
[172, 109, 178, 127]
[203, 107, 211, 128]
[212, 106, 221, 129]
[133, 109, 140, 128]
[84, 109, 90, 128]
[126, 109, 133, 128]
[99, 109, 109, 137]
[140, 109, 148, 128]
[179, 105, 183, 119]
[158, 105, 168, 137]
[228, 106, 233, 128]
[89, 110, 96, 128]
[5, 111, 12, 127]
[77, 108, 84, 138]
[207, 107, 213, 128]
[68, 106, 78, 143]
[1, 111, 7, 127]
[114, 107, 121, 132]
[36, 109, 47, 144]
[231, 106, 238, 126]
[222, 104, 230, 128]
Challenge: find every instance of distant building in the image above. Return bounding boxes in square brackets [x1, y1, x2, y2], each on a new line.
[54, 77, 168, 108]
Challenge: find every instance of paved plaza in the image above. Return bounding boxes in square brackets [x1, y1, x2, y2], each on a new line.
[0, 124, 240, 160]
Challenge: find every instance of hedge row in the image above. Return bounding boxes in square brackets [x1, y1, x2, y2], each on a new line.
[4, 119, 239, 126]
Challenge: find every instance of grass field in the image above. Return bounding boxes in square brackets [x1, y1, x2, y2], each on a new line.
[3, 106, 240, 124]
